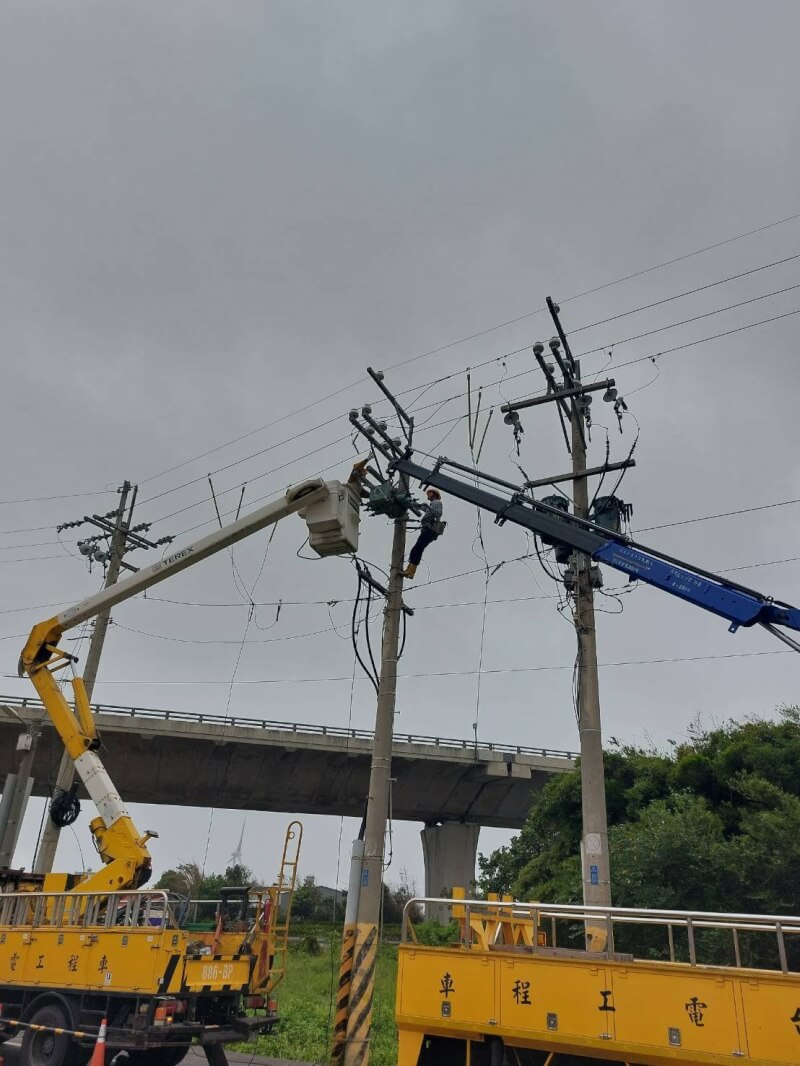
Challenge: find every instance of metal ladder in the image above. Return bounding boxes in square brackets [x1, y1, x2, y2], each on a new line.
[265, 820, 304, 992]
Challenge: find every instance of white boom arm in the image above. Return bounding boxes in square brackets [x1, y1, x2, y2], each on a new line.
[18, 477, 359, 892]
[59, 480, 340, 633]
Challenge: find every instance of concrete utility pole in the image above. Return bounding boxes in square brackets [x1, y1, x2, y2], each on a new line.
[569, 368, 613, 935]
[0, 720, 43, 867]
[500, 298, 638, 947]
[341, 514, 407, 1066]
[33, 481, 133, 874]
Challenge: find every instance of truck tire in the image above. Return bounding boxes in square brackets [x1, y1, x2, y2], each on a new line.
[20, 1003, 75, 1066]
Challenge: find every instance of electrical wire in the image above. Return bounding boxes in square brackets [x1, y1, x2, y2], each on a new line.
[0, 540, 60, 551]
[0, 489, 108, 506]
[200, 488, 281, 876]
[132, 211, 800, 502]
[638, 498, 800, 533]
[111, 621, 341, 646]
[398, 608, 407, 661]
[202, 294, 800, 532]
[597, 306, 800, 375]
[601, 414, 640, 503]
[2, 551, 798, 644]
[576, 283, 800, 358]
[362, 566, 380, 687]
[5, 281, 795, 545]
[0, 554, 70, 564]
[9, 646, 788, 688]
[351, 567, 379, 694]
[570, 252, 800, 336]
[588, 433, 611, 512]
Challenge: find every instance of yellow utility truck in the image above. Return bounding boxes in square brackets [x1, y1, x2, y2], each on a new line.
[0, 478, 361, 1066]
[396, 892, 800, 1066]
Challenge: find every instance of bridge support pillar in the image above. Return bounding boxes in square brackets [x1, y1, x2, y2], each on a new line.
[421, 821, 480, 922]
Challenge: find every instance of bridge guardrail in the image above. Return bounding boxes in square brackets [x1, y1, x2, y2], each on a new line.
[0, 694, 577, 761]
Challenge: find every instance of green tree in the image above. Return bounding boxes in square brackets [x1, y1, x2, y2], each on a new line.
[608, 792, 727, 912]
[478, 708, 800, 919]
[154, 861, 205, 898]
[155, 862, 254, 900]
[382, 869, 421, 925]
[292, 876, 323, 920]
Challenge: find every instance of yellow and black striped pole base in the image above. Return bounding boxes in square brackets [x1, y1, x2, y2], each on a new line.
[330, 922, 357, 1063]
[339, 922, 379, 1066]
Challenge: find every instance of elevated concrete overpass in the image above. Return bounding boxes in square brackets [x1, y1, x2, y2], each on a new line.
[0, 696, 576, 893]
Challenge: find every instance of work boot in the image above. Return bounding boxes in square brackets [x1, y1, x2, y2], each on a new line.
[403, 563, 417, 579]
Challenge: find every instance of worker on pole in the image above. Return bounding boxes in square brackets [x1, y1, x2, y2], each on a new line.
[403, 488, 444, 579]
[347, 459, 371, 499]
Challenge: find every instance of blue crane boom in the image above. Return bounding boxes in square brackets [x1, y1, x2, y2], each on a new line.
[390, 455, 800, 651]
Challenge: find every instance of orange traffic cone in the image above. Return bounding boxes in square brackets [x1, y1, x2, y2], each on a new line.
[88, 1018, 107, 1066]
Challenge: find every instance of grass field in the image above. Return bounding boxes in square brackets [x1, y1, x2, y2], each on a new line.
[251, 940, 398, 1065]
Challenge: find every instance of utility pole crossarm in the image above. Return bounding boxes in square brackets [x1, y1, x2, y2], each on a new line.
[389, 456, 800, 643]
[501, 378, 616, 414]
[524, 458, 636, 490]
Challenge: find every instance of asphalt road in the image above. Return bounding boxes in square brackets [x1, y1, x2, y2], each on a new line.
[1, 1041, 314, 1066]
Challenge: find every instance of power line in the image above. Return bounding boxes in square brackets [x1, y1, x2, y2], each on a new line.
[136, 266, 797, 520]
[639, 499, 800, 533]
[0, 600, 73, 616]
[112, 620, 342, 646]
[0, 524, 61, 536]
[135, 211, 800, 491]
[494, 305, 800, 411]
[558, 211, 800, 306]
[5, 355, 790, 559]
[576, 283, 800, 358]
[0, 491, 107, 507]
[600, 306, 800, 374]
[133, 265, 772, 519]
[4, 551, 788, 646]
[5, 646, 784, 687]
[4, 260, 796, 537]
[155, 436, 356, 527]
[570, 252, 800, 336]
[2, 545, 787, 620]
[0, 541, 60, 551]
[0, 555, 69, 564]
[140, 415, 348, 507]
[150, 290, 786, 539]
[164, 422, 800, 564]
[2, 297, 796, 544]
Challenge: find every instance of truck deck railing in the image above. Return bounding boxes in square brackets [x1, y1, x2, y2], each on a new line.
[402, 896, 800, 974]
[0, 888, 177, 931]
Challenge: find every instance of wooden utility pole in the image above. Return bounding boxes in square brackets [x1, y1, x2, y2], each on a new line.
[33, 481, 133, 874]
[341, 514, 406, 1066]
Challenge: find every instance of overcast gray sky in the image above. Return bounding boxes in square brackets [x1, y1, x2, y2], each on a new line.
[2, 1, 799, 896]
